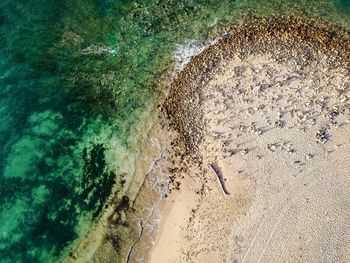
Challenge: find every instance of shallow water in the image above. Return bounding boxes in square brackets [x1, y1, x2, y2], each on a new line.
[0, 1, 349, 262]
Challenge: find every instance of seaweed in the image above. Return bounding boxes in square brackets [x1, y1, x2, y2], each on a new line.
[80, 144, 116, 218]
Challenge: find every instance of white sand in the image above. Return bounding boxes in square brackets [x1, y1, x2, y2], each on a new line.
[140, 53, 350, 263]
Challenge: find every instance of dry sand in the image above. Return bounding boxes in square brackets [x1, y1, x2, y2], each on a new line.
[148, 53, 350, 263]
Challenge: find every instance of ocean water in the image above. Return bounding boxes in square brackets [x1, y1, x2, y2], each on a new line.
[0, 1, 349, 262]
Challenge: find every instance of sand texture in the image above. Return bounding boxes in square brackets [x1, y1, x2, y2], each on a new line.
[126, 17, 350, 263]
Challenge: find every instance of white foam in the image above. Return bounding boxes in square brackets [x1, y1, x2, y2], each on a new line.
[173, 38, 219, 75]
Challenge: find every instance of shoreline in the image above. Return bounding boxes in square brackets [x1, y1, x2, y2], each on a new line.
[61, 103, 167, 263]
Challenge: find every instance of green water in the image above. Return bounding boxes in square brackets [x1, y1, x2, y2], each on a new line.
[0, 1, 349, 262]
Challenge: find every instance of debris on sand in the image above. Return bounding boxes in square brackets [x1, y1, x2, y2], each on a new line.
[316, 128, 329, 143]
[209, 163, 231, 196]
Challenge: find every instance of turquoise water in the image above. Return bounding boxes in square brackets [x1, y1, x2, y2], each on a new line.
[0, 1, 349, 262]
[338, 0, 350, 14]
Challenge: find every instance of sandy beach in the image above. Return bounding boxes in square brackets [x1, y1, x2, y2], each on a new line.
[124, 17, 350, 263]
[147, 54, 350, 262]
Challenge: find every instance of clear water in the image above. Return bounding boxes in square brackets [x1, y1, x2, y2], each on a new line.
[0, 1, 349, 262]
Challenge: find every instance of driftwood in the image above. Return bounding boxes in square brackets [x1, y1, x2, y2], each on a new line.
[209, 163, 231, 196]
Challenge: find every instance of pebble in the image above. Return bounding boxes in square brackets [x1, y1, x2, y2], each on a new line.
[268, 144, 277, 152]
